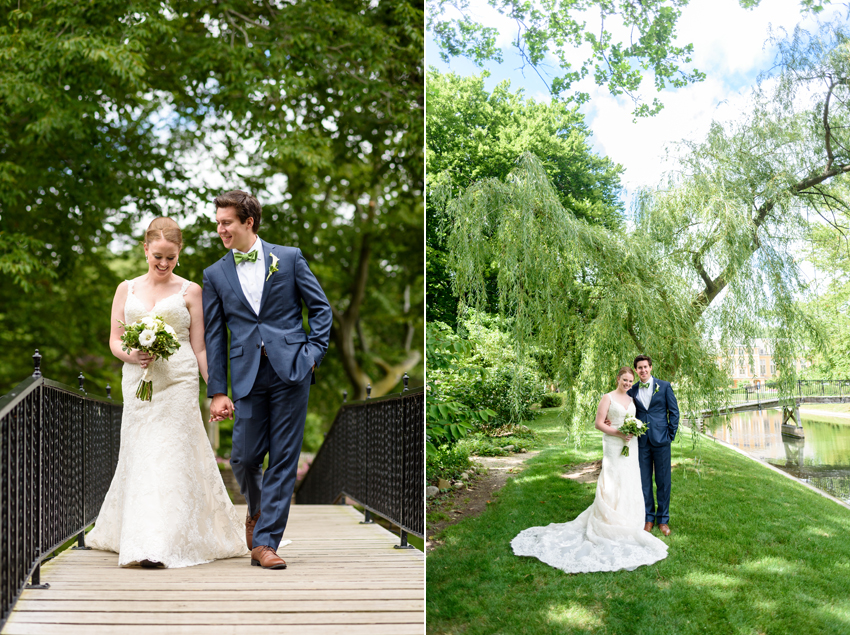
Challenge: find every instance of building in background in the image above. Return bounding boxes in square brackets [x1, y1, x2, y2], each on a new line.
[721, 339, 811, 388]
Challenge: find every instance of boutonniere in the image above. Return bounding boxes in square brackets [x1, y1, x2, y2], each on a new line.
[266, 253, 279, 281]
[654, 384, 660, 395]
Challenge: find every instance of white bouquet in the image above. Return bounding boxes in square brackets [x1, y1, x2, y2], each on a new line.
[119, 316, 180, 401]
[618, 414, 646, 457]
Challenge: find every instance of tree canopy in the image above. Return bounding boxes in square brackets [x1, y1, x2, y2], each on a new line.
[0, 0, 423, 439]
[426, 70, 623, 325]
[441, 19, 850, 443]
[428, 0, 837, 116]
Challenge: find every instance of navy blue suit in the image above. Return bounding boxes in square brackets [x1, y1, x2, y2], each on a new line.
[627, 377, 679, 525]
[203, 239, 332, 550]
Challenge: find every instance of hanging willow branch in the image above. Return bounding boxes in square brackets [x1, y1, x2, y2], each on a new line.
[441, 21, 850, 444]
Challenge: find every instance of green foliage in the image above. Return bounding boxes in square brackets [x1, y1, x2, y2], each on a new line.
[441, 360, 544, 427]
[540, 393, 563, 409]
[427, 0, 832, 116]
[426, 442, 472, 484]
[0, 1, 423, 434]
[426, 321, 498, 454]
[425, 70, 623, 327]
[440, 22, 850, 445]
[426, 71, 624, 228]
[428, 313, 546, 436]
[457, 429, 535, 457]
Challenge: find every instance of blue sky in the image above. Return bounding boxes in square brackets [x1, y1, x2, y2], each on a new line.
[426, 0, 848, 201]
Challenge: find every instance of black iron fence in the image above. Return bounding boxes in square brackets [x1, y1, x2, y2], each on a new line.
[1, 352, 122, 631]
[295, 379, 424, 548]
[728, 379, 850, 404]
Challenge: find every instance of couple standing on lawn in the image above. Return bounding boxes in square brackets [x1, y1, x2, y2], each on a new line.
[512, 355, 679, 573]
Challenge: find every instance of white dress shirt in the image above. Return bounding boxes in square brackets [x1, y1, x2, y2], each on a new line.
[233, 236, 265, 315]
[638, 376, 654, 410]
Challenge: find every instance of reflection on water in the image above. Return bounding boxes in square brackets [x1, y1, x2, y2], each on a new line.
[707, 409, 850, 504]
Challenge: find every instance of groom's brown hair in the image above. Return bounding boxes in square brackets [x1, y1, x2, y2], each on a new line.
[634, 354, 652, 369]
[214, 190, 262, 233]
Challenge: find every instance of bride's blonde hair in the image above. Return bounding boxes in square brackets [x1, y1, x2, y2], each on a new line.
[616, 366, 635, 381]
[144, 217, 183, 249]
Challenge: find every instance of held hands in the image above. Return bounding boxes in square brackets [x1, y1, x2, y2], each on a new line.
[130, 350, 154, 369]
[210, 394, 234, 422]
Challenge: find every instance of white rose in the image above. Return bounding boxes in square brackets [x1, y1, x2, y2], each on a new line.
[164, 324, 175, 335]
[139, 330, 156, 347]
[141, 317, 156, 329]
[636, 421, 645, 429]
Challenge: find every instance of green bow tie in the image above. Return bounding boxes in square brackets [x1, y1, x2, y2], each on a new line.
[639, 382, 650, 389]
[234, 250, 258, 265]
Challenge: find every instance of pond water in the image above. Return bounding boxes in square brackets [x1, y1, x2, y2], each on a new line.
[706, 409, 850, 504]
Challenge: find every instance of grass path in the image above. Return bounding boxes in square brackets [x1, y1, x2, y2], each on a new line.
[426, 409, 850, 635]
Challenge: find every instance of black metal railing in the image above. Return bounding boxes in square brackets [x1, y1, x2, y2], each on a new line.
[295, 377, 424, 548]
[727, 379, 850, 404]
[1, 351, 122, 631]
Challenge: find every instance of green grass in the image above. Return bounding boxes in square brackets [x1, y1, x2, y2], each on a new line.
[426, 410, 850, 635]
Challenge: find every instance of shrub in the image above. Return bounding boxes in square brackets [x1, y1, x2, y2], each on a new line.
[540, 393, 562, 408]
[426, 443, 473, 483]
[444, 364, 545, 427]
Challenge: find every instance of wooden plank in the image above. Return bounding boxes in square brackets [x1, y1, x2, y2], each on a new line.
[13, 600, 424, 613]
[6, 612, 424, 625]
[3, 624, 425, 635]
[16, 590, 422, 601]
[35, 582, 424, 590]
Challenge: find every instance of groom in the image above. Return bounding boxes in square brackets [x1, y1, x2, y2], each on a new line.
[627, 355, 679, 537]
[203, 190, 332, 570]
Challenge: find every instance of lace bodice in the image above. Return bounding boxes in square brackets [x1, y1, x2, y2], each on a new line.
[606, 396, 635, 428]
[124, 278, 192, 342]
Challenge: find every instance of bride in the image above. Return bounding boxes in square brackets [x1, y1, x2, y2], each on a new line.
[87, 217, 248, 568]
[511, 366, 668, 573]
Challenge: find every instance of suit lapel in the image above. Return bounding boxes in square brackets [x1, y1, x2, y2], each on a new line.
[647, 377, 661, 408]
[257, 239, 276, 316]
[221, 251, 257, 316]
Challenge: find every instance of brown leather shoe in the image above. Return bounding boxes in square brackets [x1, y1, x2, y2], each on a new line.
[644, 522, 654, 532]
[659, 523, 671, 536]
[245, 509, 261, 550]
[251, 545, 287, 570]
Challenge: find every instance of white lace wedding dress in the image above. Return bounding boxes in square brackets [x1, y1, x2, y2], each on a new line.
[87, 278, 248, 568]
[511, 397, 668, 573]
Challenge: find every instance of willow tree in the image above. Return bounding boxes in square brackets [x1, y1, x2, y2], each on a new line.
[442, 20, 850, 442]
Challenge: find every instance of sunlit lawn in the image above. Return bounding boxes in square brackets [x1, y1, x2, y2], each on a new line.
[426, 409, 850, 635]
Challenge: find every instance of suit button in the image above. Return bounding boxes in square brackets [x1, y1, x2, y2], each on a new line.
[258, 320, 262, 324]
[256, 344, 260, 349]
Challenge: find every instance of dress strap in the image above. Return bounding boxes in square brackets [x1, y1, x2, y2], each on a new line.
[180, 279, 191, 295]
[127, 279, 135, 294]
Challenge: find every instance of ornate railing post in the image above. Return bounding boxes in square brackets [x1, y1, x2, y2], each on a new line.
[72, 373, 90, 551]
[26, 352, 49, 590]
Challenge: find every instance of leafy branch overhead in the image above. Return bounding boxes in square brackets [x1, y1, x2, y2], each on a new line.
[427, 0, 835, 116]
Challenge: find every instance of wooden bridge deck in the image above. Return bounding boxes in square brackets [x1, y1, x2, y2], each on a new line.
[1, 505, 424, 635]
